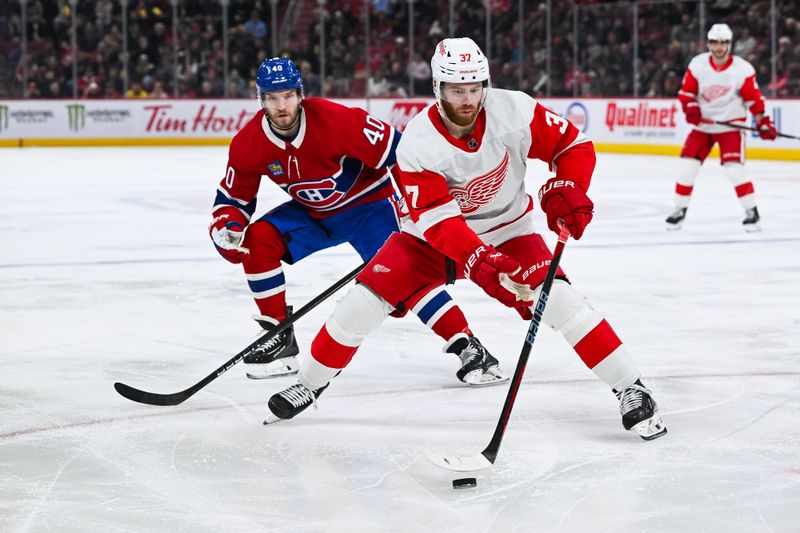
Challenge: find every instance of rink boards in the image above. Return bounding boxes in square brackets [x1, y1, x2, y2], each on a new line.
[0, 97, 797, 160]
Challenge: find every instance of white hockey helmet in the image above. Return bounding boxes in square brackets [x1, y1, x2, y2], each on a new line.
[707, 23, 733, 42]
[431, 37, 490, 105]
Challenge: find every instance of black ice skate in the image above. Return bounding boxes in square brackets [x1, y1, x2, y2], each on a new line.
[263, 381, 329, 424]
[614, 379, 667, 441]
[665, 207, 687, 230]
[742, 207, 761, 232]
[244, 306, 300, 379]
[446, 335, 509, 387]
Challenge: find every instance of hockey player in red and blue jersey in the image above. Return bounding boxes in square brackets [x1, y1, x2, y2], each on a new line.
[209, 57, 508, 385]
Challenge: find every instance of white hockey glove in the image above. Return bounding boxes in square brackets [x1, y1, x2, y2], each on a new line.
[209, 215, 250, 263]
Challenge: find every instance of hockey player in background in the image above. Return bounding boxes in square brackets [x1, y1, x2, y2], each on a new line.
[667, 23, 778, 231]
[209, 57, 508, 386]
[265, 38, 667, 441]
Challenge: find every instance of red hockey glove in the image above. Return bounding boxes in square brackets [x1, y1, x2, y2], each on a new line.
[683, 102, 702, 126]
[538, 178, 594, 240]
[209, 215, 249, 264]
[463, 245, 523, 308]
[757, 116, 778, 140]
[516, 306, 533, 320]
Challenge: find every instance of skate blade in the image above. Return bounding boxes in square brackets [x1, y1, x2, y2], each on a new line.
[743, 223, 761, 233]
[665, 222, 683, 231]
[631, 411, 668, 441]
[262, 412, 286, 425]
[462, 366, 510, 387]
[246, 357, 299, 380]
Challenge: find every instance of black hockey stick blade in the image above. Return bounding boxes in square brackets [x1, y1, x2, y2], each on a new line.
[426, 225, 571, 472]
[114, 381, 195, 406]
[113, 261, 366, 406]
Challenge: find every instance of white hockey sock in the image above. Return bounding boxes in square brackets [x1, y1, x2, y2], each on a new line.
[674, 157, 702, 209]
[723, 163, 757, 210]
[536, 281, 640, 390]
[300, 284, 393, 390]
[298, 356, 341, 391]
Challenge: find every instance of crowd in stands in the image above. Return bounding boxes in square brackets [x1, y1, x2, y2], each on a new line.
[0, 0, 797, 100]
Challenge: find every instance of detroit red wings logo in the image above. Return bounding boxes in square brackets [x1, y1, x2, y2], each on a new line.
[450, 151, 509, 214]
[700, 85, 732, 102]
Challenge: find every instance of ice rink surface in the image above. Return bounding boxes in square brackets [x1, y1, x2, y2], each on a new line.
[1, 147, 798, 533]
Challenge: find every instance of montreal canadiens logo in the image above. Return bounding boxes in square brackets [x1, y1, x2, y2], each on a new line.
[566, 102, 588, 132]
[287, 178, 345, 208]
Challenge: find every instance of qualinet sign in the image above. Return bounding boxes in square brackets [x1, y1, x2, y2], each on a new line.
[605, 102, 678, 131]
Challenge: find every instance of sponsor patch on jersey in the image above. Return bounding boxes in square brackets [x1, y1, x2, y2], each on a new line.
[372, 264, 391, 274]
[268, 161, 285, 176]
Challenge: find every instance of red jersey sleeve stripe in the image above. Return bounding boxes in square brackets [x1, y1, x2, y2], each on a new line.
[552, 140, 596, 192]
[376, 127, 399, 168]
[678, 69, 699, 108]
[528, 104, 595, 192]
[739, 74, 766, 116]
[394, 167, 453, 220]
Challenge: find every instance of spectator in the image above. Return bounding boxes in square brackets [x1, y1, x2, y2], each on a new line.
[244, 10, 267, 41]
[293, 60, 318, 97]
[126, 81, 149, 98]
[734, 27, 757, 57]
[3, 0, 798, 99]
[149, 81, 169, 98]
[407, 52, 431, 96]
[367, 71, 391, 96]
[82, 81, 101, 99]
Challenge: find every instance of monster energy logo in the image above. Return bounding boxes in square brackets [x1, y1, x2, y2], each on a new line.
[0, 105, 8, 132]
[67, 104, 86, 131]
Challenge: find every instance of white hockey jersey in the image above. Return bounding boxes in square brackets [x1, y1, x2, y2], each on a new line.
[679, 52, 766, 134]
[394, 88, 595, 250]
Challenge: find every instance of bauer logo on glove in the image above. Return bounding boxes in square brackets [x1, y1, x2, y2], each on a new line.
[537, 179, 575, 202]
[538, 177, 594, 240]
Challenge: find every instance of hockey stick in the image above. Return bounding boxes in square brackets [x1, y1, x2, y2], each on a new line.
[113, 261, 366, 406]
[704, 119, 800, 140]
[426, 225, 571, 472]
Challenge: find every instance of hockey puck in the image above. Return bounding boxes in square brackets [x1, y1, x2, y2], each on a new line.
[452, 477, 477, 489]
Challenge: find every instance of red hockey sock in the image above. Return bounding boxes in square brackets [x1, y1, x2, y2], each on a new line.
[572, 319, 623, 369]
[428, 306, 470, 342]
[242, 221, 289, 320]
[311, 324, 359, 369]
[252, 291, 287, 321]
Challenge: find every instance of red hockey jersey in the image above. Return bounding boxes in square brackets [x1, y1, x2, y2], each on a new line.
[212, 98, 400, 226]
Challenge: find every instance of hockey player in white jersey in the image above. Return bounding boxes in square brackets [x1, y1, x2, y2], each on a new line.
[264, 37, 667, 441]
[667, 23, 778, 231]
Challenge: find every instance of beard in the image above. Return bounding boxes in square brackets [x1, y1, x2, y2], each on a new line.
[710, 46, 730, 61]
[440, 99, 481, 127]
[267, 107, 301, 131]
